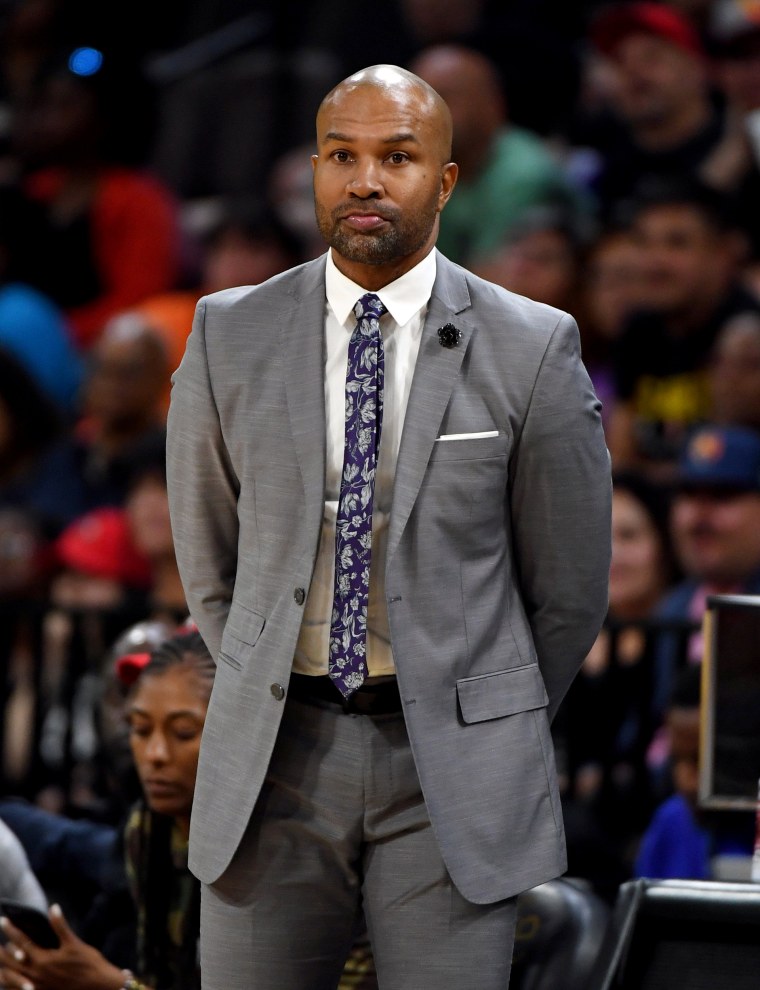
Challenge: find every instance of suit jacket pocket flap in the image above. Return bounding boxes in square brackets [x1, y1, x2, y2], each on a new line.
[456, 663, 548, 724]
[222, 601, 266, 649]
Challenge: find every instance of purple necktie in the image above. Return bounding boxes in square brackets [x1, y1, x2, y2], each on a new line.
[329, 292, 386, 697]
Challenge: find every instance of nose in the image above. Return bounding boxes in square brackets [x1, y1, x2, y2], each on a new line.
[680, 493, 717, 531]
[347, 157, 383, 198]
[145, 730, 169, 764]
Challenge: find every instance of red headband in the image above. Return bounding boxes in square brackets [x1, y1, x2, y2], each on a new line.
[115, 651, 152, 686]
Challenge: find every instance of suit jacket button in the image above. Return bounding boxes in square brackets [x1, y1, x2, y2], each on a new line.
[293, 587, 306, 605]
[270, 683, 285, 701]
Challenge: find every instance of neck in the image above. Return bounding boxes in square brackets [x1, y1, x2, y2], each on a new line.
[331, 240, 436, 292]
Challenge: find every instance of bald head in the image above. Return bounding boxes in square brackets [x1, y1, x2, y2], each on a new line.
[410, 46, 505, 104]
[318, 63, 453, 164]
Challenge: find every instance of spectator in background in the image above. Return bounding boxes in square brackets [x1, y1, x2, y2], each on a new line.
[584, 3, 738, 215]
[708, 310, 760, 429]
[91, 618, 180, 822]
[0, 630, 212, 990]
[578, 221, 647, 433]
[633, 663, 754, 879]
[397, 0, 587, 139]
[0, 630, 378, 990]
[0, 619, 176, 933]
[472, 204, 593, 314]
[50, 505, 152, 614]
[136, 200, 307, 406]
[67, 314, 169, 511]
[7, 45, 182, 349]
[708, 0, 760, 270]
[607, 178, 760, 479]
[558, 471, 678, 884]
[0, 307, 169, 542]
[651, 424, 760, 737]
[710, 2, 760, 149]
[197, 201, 305, 295]
[409, 44, 590, 267]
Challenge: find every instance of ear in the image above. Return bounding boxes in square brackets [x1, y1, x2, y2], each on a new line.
[438, 162, 459, 212]
[311, 154, 319, 174]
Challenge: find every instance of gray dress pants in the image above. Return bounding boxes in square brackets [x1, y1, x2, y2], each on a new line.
[200, 694, 517, 990]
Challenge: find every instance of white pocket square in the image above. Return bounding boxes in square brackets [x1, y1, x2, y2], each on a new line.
[435, 431, 500, 442]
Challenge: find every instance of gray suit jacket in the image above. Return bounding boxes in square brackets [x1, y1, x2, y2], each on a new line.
[166, 250, 611, 904]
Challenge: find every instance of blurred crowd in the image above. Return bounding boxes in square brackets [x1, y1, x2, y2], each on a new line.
[1, 0, 760, 985]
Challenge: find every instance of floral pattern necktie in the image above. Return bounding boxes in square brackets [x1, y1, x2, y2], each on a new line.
[329, 292, 386, 697]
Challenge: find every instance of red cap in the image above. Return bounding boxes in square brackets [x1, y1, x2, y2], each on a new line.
[591, 2, 705, 59]
[54, 507, 153, 588]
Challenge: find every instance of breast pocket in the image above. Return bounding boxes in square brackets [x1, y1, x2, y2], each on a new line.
[423, 432, 510, 528]
[429, 432, 509, 463]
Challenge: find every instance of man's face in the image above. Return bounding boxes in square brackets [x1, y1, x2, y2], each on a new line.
[633, 205, 725, 313]
[312, 81, 457, 288]
[671, 489, 760, 585]
[86, 333, 167, 428]
[607, 32, 706, 127]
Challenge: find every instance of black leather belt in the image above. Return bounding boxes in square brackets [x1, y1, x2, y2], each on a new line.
[288, 673, 402, 715]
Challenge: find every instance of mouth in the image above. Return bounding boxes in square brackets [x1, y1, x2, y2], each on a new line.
[143, 779, 180, 797]
[340, 212, 390, 231]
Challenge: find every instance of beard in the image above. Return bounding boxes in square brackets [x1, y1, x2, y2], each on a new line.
[314, 196, 439, 266]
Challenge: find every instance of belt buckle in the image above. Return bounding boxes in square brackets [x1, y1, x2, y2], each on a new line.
[345, 690, 373, 715]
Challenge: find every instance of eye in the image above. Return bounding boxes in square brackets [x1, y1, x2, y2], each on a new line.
[128, 721, 151, 739]
[171, 718, 203, 741]
[331, 150, 352, 163]
[387, 152, 409, 165]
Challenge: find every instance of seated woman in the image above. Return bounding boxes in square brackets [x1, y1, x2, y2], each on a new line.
[0, 629, 210, 989]
[0, 631, 377, 989]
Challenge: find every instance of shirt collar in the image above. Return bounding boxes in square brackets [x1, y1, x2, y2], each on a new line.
[325, 248, 437, 328]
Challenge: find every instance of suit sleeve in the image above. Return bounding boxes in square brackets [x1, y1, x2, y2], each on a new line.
[509, 313, 611, 722]
[166, 298, 240, 662]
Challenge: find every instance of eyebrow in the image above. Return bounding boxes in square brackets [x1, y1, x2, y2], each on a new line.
[128, 707, 204, 722]
[324, 131, 420, 145]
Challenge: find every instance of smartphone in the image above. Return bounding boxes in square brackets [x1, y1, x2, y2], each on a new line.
[0, 900, 60, 949]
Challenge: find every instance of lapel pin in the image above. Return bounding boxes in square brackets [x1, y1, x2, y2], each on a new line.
[437, 324, 462, 349]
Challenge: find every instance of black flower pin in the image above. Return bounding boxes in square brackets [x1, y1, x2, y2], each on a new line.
[437, 324, 462, 349]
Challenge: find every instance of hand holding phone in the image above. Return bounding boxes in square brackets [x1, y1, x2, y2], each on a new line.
[0, 899, 60, 949]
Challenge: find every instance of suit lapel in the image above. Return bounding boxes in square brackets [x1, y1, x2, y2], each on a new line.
[284, 258, 328, 538]
[387, 254, 473, 563]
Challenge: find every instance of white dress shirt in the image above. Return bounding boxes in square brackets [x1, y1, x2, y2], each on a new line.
[293, 248, 437, 677]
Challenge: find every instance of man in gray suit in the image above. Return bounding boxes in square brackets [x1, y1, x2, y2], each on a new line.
[166, 64, 611, 989]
